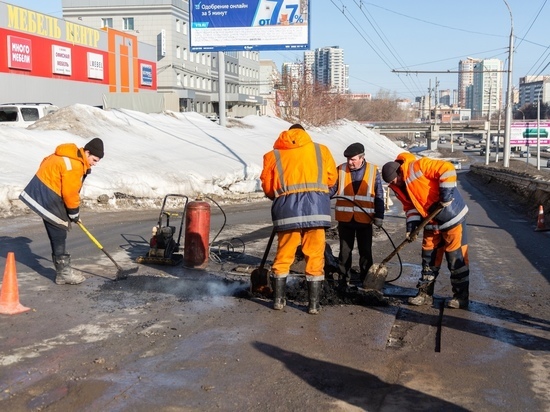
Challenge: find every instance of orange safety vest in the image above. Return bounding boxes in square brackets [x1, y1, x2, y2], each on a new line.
[334, 162, 377, 223]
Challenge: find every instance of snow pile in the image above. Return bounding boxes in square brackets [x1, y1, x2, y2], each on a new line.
[0, 104, 404, 217]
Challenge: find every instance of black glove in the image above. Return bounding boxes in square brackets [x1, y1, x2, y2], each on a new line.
[406, 220, 420, 234]
[405, 221, 420, 243]
[68, 211, 80, 223]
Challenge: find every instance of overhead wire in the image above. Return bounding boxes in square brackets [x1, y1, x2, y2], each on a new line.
[329, 0, 421, 98]
[352, 0, 425, 96]
[517, 0, 549, 78]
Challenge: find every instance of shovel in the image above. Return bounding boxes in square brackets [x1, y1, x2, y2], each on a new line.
[250, 228, 276, 295]
[363, 204, 444, 292]
[77, 221, 139, 280]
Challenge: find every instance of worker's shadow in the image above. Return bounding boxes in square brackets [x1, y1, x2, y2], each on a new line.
[0, 236, 56, 282]
[253, 341, 469, 410]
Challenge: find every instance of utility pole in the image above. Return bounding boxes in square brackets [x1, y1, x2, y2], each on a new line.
[434, 77, 440, 125]
[502, 0, 514, 167]
[485, 84, 492, 165]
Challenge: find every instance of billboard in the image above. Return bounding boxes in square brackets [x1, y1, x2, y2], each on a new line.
[511, 122, 550, 145]
[189, 0, 310, 52]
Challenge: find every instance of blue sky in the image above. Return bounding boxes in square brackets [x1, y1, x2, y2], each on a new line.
[9, 0, 550, 99]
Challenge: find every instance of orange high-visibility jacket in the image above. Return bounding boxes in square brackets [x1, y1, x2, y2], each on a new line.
[20, 143, 91, 230]
[334, 162, 377, 223]
[260, 128, 337, 231]
[390, 152, 468, 231]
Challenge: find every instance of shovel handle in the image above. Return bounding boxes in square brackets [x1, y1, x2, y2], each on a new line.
[380, 204, 444, 265]
[259, 228, 276, 271]
[77, 221, 103, 249]
[77, 221, 123, 271]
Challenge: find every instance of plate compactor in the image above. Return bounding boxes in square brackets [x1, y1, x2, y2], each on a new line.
[136, 194, 188, 266]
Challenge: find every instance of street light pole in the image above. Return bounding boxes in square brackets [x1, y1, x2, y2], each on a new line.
[537, 91, 541, 170]
[502, 0, 514, 168]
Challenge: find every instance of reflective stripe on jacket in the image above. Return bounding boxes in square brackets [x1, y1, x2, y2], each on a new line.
[19, 143, 90, 230]
[390, 152, 468, 231]
[260, 128, 337, 231]
[334, 162, 377, 223]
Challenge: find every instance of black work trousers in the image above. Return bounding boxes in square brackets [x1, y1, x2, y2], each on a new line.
[337, 222, 373, 282]
[43, 220, 67, 257]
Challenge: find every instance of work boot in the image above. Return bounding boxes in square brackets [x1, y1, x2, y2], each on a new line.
[446, 283, 469, 309]
[408, 274, 435, 306]
[54, 254, 85, 285]
[446, 297, 469, 309]
[272, 276, 287, 310]
[307, 280, 322, 315]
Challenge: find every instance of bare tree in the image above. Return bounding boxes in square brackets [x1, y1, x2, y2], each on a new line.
[275, 64, 349, 127]
[346, 89, 410, 122]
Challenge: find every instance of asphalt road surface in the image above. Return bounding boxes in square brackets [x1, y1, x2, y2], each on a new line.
[0, 170, 549, 411]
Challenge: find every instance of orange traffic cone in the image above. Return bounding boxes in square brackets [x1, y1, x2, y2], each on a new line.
[0, 252, 30, 315]
[535, 205, 548, 232]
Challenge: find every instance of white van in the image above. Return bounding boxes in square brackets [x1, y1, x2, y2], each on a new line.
[0, 103, 58, 127]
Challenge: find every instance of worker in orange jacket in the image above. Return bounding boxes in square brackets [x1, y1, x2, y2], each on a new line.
[382, 152, 470, 309]
[260, 124, 337, 314]
[20, 138, 104, 285]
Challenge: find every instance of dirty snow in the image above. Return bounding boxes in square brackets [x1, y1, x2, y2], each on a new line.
[0, 104, 405, 217]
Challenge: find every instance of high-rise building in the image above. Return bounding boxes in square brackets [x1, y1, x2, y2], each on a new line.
[312, 46, 349, 93]
[518, 76, 550, 108]
[458, 57, 481, 108]
[62, 0, 263, 117]
[471, 59, 503, 120]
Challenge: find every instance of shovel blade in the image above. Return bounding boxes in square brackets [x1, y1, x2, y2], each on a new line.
[250, 267, 272, 296]
[115, 266, 139, 281]
[363, 263, 388, 291]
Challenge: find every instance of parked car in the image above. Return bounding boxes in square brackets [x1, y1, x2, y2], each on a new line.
[520, 151, 531, 158]
[547, 158, 550, 168]
[0, 103, 58, 127]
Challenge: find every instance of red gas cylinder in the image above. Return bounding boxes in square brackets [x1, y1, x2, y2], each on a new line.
[183, 198, 211, 269]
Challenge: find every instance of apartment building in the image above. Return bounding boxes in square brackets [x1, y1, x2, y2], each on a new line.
[62, 0, 263, 117]
[471, 59, 503, 120]
[518, 75, 550, 108]
[312, 46, 349, 93]
[458, 57, 481, 109]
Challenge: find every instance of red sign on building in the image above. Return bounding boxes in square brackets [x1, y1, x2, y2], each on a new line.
[7, 35, 32, 70]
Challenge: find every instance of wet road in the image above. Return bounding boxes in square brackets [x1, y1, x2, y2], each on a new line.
[0, 171, 549, 411]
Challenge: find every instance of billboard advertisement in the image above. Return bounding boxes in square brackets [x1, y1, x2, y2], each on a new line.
[511, 122, 550, 145]
[189, 0, 310, 52]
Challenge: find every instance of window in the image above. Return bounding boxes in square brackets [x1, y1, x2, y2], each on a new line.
[176, 19, 181, 32]
[101, 18, 113, 28]
[123, 17, 134, 30]
[176, 45, 181, 59]
[21, 108, 39, 121]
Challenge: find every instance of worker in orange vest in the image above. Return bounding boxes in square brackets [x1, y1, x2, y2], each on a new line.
[330, 142, 385, 289]
[260, 124, 337, 314]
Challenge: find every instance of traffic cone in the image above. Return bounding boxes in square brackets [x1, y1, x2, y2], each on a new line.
[0, 252, 30, 315]
[535, 205, 548, 232]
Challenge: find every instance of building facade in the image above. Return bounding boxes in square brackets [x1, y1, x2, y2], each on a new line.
[471, 59, 503, 120]
[62, 0, 263, 117]
[458, 57, 480, 109]
[0, 1, 157, 108]
[312, 46, 349, 93]
[518, 75, 550, 108]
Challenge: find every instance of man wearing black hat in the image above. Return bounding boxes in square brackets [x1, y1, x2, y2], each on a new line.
[329, 142, 385, 289]
[20, 138, 104, 285]
[381, 152, 470, 309]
